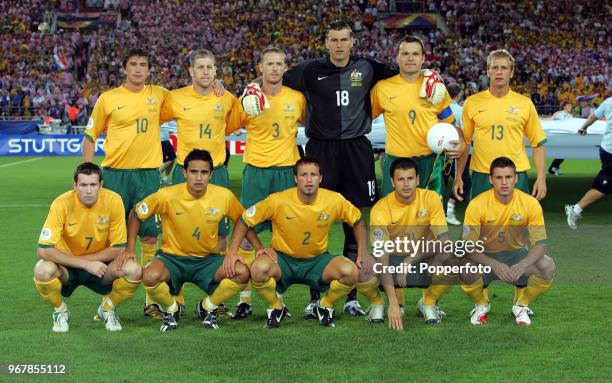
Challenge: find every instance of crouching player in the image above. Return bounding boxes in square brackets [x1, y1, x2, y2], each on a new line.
[226, 156, 384, 328]
[34, 162, 141, 333]
[460, 157, 555, 325]
[119, 149, 262, 332]
[371, 158, 456, 331]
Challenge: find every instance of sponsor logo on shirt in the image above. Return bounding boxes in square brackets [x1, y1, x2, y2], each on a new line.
[40, 228, 52, 241]
[246, 206, 256, 218]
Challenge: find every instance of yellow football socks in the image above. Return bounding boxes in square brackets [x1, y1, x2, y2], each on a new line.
[252, 278, 282, 309]
[141, 240, 158, 306]
[516, 275, 552, 306]
[461, 277, 489, 305]
[422, 274, 455, 306]
[34, 277, 63, 308]
[513, 286, 525, 304]
[357, 276, 384, 305]
[320, 280, 354, 308]
[238, 247, 255, 304]
[144, 282, 175, 310]
[208, 278, 246, 307]
[103, 277, 141, 310]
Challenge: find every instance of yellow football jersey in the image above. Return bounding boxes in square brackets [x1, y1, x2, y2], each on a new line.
[241, 188, 361, 259]
[240, 86, 305, 167]
[160, 87, 242, 167]
[463, 188, 547, 253]
[38, 189, 127, 255]
[134, 183, 243, 256]
[370, 188, 448, 243]
[462, 89, 547, 173]
[371, 74, 454, 157]
[85, 85, 169, 169]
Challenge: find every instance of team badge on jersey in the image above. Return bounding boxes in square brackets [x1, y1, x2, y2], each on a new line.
[282, 104, 295, 112]
[97, 216, 109, 224]
[206, 208, 220, 216]
[417, 210, 428, 218]
[507, 106, 520, 114]
[246, 206, 256, 218]
[511, 213, 524, 222]
[214, 104, 224, 112]
[350, 69, 363, 87]
[146, 98, 157, 105]
[318, 213, 330, 222]
[138, 202, 149, 215]
[40, 228, 52, 241]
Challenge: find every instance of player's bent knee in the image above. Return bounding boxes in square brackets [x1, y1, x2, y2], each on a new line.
[250, 259, 273, 283]
[537, 255, 556, 280]
[233, 262, 250, 284]
[121, 260, 142, 281]
[338, 262, 359, 284]
[142, 267, 163, 287]
[34, 259, 59, 281]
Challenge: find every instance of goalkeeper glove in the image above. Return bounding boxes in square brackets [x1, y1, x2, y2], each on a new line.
[419, 69, 446, 105]
[241, 82, 269, 116]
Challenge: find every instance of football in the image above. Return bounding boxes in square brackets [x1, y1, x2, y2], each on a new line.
[427, 122, 459, 154]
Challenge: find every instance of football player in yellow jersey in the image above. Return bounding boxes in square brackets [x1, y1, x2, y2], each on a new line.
[453, 49, 547, 203]
[118, 149, 262, 332]
[460, 157, 555, 326]
[226, 157, 384, 328]
[160, 49, 242, 187]
[371, 36, 465, 198]
[81, 48, 169, 319]
[371, 158, 457, 330]
[233, 47, 306, 319]
[34, 163, 141, 333]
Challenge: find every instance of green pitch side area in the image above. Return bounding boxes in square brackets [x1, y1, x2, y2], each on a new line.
[0, 156, 610, 382]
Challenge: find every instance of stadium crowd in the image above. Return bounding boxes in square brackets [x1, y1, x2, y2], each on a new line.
[0, 0, 609, 123]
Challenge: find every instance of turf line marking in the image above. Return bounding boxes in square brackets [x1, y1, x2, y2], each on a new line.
[0, 157, 42, 168]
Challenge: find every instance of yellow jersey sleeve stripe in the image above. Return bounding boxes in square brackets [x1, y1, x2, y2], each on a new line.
[534, 138, 547, 147]
[240, 216, 252, 228]
[132, 210, 146, 224]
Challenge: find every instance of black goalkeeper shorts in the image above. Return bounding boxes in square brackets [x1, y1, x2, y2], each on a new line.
[306, 136, 378, 208]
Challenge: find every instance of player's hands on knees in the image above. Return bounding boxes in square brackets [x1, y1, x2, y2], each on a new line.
[452, 178, 464, 202]
[388, 303, 404, 331]
[531, 177, 547, 200]
[256, 247, 278, 263]
[116, 250, 137, 270]
[491, 261, 514, 283]
[241, 82, 268, 117]
[508, 262, 528, 282]
[223, 252, 246, 278]
[83, 260, 108, 278]
[212, 79, 225, 97]
[446, 140, 465, 159]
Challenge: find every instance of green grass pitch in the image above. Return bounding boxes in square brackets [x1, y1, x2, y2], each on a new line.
[0, 155, 610, 382]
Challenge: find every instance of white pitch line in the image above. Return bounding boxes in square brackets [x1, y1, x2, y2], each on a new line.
[0, 157, 42, 168]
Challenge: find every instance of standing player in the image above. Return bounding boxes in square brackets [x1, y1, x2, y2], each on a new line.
[453, 49, 547, 202]
[225, 157, 383, 328]
[232, 47, 306, 319]
[34, 163, 141, 332]
[565, 95, 612, 229]
[81, 48, 169, 319]
[371, 35, 464, 199]
[160, 49, 242, 187]
[371, 158, 455, 330]
[120, 150, 261, 331]
[460, 157, 555, 325]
